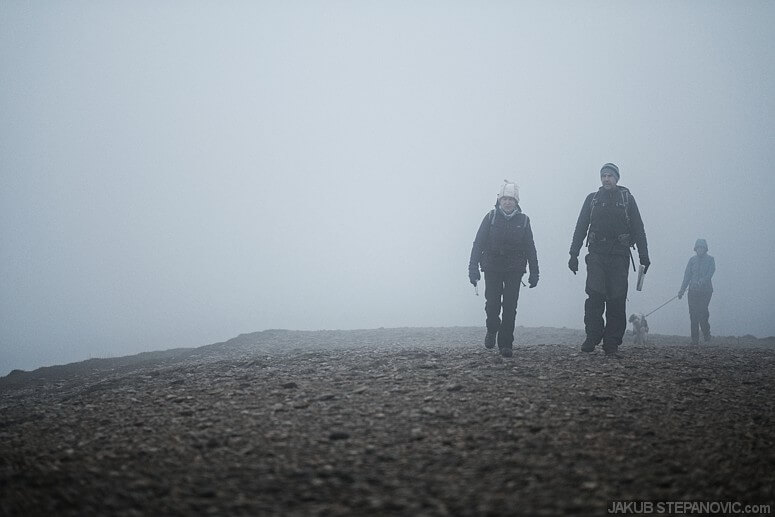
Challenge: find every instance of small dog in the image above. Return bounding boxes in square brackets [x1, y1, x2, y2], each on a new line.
[629, 313, 649, 345]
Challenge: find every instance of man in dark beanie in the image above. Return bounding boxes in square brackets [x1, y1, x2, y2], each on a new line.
[568, 163, 650, 357]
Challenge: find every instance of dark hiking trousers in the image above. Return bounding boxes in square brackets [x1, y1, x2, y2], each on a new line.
[584, 253, 629, 351]
[688, 290, 713, 344]
[484, 270, 523, 350]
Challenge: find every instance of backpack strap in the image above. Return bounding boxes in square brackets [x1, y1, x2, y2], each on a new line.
[585, 192, 599, 247]
[620, 188, 631, 228]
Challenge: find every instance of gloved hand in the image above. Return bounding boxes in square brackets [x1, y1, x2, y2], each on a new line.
[469, 269, 480, 286]
[568, 255, 579, 275]
[678, 290, 684, 300]
[528, 274, 539, 288]
[640, 256, 651, 274]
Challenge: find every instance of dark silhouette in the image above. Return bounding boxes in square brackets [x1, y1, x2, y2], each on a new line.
[569, 163, 650, 357]
[469, 181, 539, 357]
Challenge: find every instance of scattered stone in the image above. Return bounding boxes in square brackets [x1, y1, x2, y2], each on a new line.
[1, 327, 773, 516]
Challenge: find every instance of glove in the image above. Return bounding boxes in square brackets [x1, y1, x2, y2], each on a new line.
[678, 290, 684, 300]
[640, 256, 651, 274]
[568, 255, 579, 275]
[469, 269, 480, 286]
[528, 274, 539, 288]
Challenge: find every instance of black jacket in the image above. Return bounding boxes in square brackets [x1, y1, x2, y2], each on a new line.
[569, 185, 648, 259]
[469, 206, 539, 276]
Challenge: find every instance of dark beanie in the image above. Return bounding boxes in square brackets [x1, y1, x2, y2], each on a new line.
[600, 163, 620, 180]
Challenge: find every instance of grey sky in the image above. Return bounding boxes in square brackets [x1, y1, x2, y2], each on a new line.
[2, 1, 774, 374]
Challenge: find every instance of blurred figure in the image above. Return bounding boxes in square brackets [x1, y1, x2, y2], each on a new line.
[568, 163, 650, 358]
[678, 238, 716, 345]
[469, 180, 539, 358]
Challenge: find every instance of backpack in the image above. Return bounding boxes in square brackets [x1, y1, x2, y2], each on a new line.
[586, 187, 632, 247]
[589, 188, 630, 228]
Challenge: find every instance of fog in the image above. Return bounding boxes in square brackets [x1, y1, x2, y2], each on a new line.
[2, 1, 774, 375]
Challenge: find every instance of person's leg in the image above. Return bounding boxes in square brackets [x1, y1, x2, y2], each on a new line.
[583, 253, 606, 351]
[688, 290, 700, 344]
[484, 271, 505, 347]
[602, 255, 629, 354]
[498, 271, 523, 355]
[699, 291, 713, 341]
[603, 296, 626, 353]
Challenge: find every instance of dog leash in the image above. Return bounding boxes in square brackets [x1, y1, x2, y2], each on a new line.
[644, 295, 679, 317]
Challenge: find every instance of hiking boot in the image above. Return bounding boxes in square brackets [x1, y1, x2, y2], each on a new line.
[499, 347, 513, 358]
[703, 334, 712, 343]
[603, 341, 620, 356]
[484, 332, 496, 349]
[604, 345, 621, 358]
[581, 340, 596, 353]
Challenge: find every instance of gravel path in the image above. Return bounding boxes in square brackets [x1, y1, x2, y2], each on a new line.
[2, 327, 773, 516]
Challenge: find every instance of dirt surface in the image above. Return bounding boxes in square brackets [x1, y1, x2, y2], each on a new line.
[2, 327, 774, 516]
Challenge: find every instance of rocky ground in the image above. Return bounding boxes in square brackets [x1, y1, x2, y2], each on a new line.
[1, 327, 773, 516]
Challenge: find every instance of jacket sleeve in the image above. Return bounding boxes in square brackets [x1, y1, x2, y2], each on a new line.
[707, 256, 716, 282]
[627, 195, 649, 260]
[468, 213, 490, 272]
[679, 257, 692, 294]
[524, 215, 539, 277]
[569, 194, 593, 256]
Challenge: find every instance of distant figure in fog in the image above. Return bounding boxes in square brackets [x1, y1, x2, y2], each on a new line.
[568, 163, 650, 358]
[678, 238, 716, 345]
[469, 180, 539, 358]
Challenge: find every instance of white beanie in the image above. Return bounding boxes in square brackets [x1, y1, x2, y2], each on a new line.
[497, 180, 519, 203]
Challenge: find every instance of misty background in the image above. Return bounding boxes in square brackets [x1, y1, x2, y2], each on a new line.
[2, 1, 774, 375]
